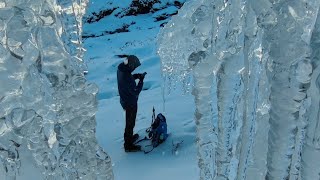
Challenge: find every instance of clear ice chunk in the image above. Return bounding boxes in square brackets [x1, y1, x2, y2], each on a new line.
[0, 0, 113, 179]
[158, 0, 320, 179]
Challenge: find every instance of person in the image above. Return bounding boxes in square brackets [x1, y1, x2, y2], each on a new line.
[117, 55, 147, 152]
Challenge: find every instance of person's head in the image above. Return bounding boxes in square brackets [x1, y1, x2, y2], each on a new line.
[124, 55, 141, 72]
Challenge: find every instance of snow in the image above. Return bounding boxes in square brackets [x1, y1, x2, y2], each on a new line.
[96, 90, 198, 180]
[83, 1, 199, 179]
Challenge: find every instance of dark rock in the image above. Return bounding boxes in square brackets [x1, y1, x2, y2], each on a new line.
[123, 0, 161, 17]
[85, 8, 118, 23]
[160, 22, 167, 27]
[82, 22, 136, 39]
[154, 11, 178, 22]
[174, 1, 183, 8]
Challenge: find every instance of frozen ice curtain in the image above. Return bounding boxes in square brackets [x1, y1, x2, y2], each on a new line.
[158, 0, 320, 179]
[0, 0, 113, 179]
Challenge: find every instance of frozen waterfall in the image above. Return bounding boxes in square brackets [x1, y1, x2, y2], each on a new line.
[158, 0, 320, 179]
[0, 0, 113, 179]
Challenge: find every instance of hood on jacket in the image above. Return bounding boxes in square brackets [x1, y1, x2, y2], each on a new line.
[127, 55, 141, 72]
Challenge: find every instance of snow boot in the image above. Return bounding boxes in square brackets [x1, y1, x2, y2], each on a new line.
[132, 133, 139, 143]
[124, 144, 141, 152]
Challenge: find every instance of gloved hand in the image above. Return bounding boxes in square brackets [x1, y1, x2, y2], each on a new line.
[133, 73, 140, 79]
[139, 72, 147, 81]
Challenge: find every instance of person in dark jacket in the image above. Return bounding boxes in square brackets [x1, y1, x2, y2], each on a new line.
[117, 55, 146, 152]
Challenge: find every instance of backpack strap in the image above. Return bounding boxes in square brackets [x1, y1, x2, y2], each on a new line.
[133, 138, 155, 154]
[144, 146, 155, 154]
[134, 136, 149, 144]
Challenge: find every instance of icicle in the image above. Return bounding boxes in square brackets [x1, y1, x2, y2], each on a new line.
[192, 58, 216, 180]
[158, 0, 320, 179]
[0, 0, 114, 179]
[249, 1, 319, 179]
[161, 73, 167, 112]
[301, 6, 320, 180]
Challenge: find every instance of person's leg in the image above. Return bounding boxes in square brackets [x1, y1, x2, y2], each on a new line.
[124, 106, 137, 146]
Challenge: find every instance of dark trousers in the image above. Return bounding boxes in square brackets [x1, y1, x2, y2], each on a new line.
[124, 105, 137, 146]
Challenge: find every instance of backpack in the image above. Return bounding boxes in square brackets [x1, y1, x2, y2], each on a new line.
[148, 113, 168, 147]
[134, 107, 169, 153]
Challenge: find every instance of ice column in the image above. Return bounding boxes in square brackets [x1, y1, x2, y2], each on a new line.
[236, 6, 269, 180]
[301, 7, 320, 180]
[158, 0, 217, 179]
[57, 0, 88, 73]
[159, 0, 320, 179]
[0, 0, 113, 179]
[211, 1, 246, 179]
[192, 54, 216, 180]
[251, 1, 319, 179]
[158, 0, 247, 179]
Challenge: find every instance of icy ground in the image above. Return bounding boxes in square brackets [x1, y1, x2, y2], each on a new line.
[83, 0, 199, 179]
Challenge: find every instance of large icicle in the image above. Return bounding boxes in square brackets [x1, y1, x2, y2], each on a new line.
[192, 55, 216, 180]
[57, 0, 88, 73]
[158, 0, 217, 179]
[211, 1, 246, 179]
[0, 0, 113, 179]
[158, 0, 320, 179]
[251, 1, 319, 179]
[301, 6, 320, 180]
[236, 6, 269, 180]
[158, 0, 247, 179]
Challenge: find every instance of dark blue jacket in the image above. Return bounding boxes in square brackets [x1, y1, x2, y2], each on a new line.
[117, 63, 143, 109]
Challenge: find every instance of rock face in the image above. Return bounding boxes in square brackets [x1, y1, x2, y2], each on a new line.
[158, 0, 320, 179]
[0, 0, 113, 179]
[82, 0, 186, 39]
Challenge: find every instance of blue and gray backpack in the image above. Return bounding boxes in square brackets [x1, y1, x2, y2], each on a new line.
[135, 107, 169, 153]
[148, 113, 168, 147]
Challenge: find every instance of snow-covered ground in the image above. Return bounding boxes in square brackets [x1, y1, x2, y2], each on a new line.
[83, 0, 199, 179]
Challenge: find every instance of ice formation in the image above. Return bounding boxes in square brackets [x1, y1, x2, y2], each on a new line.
[0, 0, 113, 179]
[158, 0, 320, 179]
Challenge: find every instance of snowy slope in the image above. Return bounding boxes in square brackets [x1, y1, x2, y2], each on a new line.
[83, 1, 199, 179]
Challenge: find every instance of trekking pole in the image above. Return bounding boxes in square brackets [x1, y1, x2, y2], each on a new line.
[152, 106, 155, 124]
[146, 107, 156, 134]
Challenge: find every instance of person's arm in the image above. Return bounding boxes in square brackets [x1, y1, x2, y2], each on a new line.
[132, 73, 141, 79]
[135, 72, 146, 94]
[128, 77, 144, 96]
